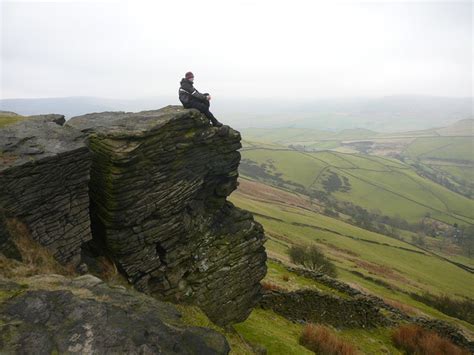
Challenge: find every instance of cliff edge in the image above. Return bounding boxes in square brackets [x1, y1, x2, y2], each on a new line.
[0, 106, 267, 329]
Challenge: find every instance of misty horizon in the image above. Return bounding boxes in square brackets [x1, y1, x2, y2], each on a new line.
[1, 94, 472, 132]
[2, 1, 472, 100]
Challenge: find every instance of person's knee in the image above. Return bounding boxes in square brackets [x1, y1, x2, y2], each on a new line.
[188, 102, 203, 111]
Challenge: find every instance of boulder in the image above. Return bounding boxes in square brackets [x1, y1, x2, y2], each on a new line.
[0, 114, 92, 264]
[0, 275, 230, 354]
[67, 106, 267, 325]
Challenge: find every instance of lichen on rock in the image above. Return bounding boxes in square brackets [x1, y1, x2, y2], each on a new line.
[0, 275, 230, 354]
[67, 106, 267, 326]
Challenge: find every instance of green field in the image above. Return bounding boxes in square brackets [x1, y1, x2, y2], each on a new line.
[227, 185, 474, 353]
[230, 193, 474, 301]
[228, 121, 474, 353]
[242, 119, 473, 148]
[228, 187, 474, 350]
[241, 120, 474, 201]
[239, 145, 474, 225]
[404, 136, 474, 163]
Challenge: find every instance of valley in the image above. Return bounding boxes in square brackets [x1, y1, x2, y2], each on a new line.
[227, 120, 474, 354]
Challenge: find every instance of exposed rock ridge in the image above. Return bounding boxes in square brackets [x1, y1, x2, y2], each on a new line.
[67, 106, 267, 325]
[0, 114, 91, 263]
[0, 275, 230, 354]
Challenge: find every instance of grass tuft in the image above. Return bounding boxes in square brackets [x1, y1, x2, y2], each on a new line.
[0, 218, 75, 278]
[391, 324, 470, 355]
[299, 323, 359, 355]
[261, 281, 286, 292]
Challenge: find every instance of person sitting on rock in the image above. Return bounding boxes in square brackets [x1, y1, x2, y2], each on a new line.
[179, 72, 223, 127]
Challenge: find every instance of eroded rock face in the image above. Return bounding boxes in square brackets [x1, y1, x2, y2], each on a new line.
[0, 275, 230, 354]
[67, 106, 267, 325]
[0, 114, 92, 264]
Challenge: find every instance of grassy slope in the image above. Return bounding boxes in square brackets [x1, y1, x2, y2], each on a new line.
[400, 133, 474, 198]
[231, 192, 474, 301]
[242, 120, 473, 145]
[235, 309, 314, 355]
[228, 178, 474, 353]
[404, 137, 474, 162]
[235, 261, 402, 354]
[240, 146, 474, 225]
[232, 247, 472, 354]
[242, 121, 473, 193]
[0, 114, 25, 128]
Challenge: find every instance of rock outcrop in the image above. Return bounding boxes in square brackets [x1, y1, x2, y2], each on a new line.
[0, 274, 229, 354]
[0, 114, 92, 264]
[66, 106, 267, 325]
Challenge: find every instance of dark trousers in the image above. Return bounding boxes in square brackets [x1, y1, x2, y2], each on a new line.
[184, 100, 219, 125]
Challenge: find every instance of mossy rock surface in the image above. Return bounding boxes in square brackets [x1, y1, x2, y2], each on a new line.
[67, 106, 267, 326]
[0, 112, 91, 264]
[0, 275, 230, 354]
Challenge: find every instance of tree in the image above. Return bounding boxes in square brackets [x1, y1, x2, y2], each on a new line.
[287, 244, 337, 277]
[287, 245, 306, 266]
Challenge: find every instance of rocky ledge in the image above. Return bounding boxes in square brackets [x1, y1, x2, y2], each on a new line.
[0, 274, 229, 354]
[0, 113, 91, 264]
[0, 106, 267, 327]
[66, 106, 267, 325]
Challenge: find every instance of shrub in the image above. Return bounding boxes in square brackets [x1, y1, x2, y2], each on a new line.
[261, 281, 285, 292]
[288, 244, 337, 277]
[299, 323, 358, 355]
[410, 292, 474, 324]
[391, 324, 469, 355]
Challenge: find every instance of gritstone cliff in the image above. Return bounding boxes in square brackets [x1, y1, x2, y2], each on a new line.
[0, 113, 92, 264]
[0, 107, 267, 327]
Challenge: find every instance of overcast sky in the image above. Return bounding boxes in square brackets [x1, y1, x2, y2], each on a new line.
[1, 0, 472, 100]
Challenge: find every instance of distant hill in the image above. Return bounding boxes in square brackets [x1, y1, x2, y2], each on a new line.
[287, 95, 472, 131]
[0, 96, 177, 118]
[242, 118, 474, 147]
[1, 95, 471, 131]
[435, 118, 474, 136]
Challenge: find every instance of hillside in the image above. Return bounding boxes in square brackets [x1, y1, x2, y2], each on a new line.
[229, 118, 474, 353]
[241, 118, 473, 149]
[229, 178, 474, 354]
[239, 142, 474, 226]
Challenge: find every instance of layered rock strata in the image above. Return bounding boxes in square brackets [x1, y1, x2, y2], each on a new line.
[0, 114, 92, 264]
[67, 106, 267, 325]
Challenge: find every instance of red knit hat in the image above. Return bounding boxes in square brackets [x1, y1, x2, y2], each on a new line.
[185, 71, 194, 79]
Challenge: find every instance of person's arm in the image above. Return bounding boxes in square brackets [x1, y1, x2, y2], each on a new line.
[182, 81, 208, 101]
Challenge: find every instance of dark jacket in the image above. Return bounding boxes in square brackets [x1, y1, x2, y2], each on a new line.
[179, 78, 208, 106]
